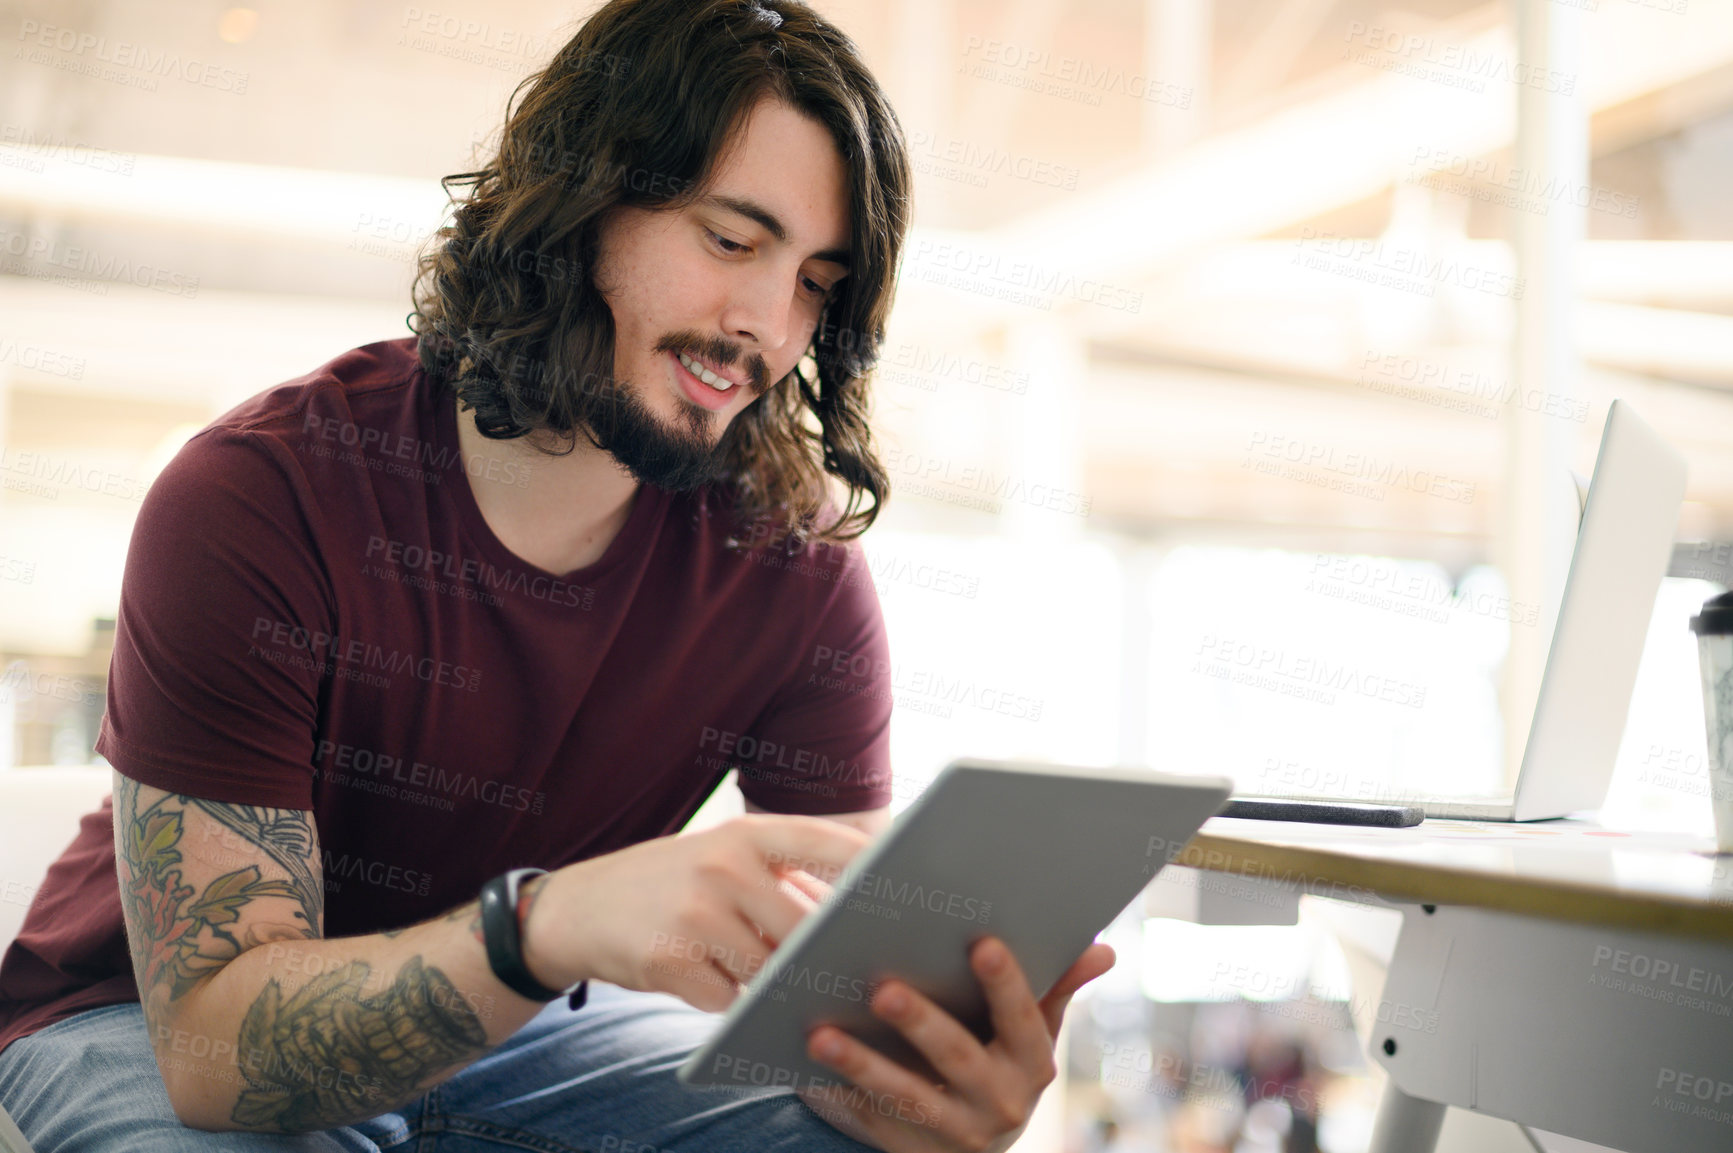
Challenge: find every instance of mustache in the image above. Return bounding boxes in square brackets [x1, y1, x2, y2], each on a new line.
[653, 331, 772, 395]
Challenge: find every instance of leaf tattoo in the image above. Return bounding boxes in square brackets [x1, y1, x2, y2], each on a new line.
[118, 802, 197, 993]
[187, 800, 323, 933]
[173, 867, 303, 995]
[115, 777, 319, 1001]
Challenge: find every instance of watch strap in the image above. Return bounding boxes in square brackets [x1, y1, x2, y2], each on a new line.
[480, 867, 572, 1003]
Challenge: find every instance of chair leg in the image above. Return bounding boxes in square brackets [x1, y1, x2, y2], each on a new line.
[1368, 1079, 1446, 1153]
[0, 1101, 36, 1153]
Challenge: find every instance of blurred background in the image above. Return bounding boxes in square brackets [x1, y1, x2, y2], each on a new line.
[2, 0, 1731, 1149]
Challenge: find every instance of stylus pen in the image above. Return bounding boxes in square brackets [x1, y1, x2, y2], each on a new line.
[1217, 797, 1425, 827]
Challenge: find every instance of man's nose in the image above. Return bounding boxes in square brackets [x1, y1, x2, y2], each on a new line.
[720, 265, 794, 354]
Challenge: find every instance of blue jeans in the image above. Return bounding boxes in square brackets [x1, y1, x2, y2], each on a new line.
[0, 984, 877, 1152]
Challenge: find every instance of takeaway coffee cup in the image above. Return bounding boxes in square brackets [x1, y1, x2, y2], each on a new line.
[1689, 590, 1733, 852]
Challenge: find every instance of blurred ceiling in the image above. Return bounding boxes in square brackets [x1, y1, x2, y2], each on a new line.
[1, 0, 1731, 656]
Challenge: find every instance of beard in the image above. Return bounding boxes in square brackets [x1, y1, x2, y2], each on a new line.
[584, 330, 770, 493]
[587, 374, 725, 492]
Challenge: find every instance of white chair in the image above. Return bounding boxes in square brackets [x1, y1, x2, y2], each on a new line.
[0, 765, 114, 1153]
[0, 1101, 27, 1153]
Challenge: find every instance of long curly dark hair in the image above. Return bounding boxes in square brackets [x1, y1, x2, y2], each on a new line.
[409, 0, 911, 543]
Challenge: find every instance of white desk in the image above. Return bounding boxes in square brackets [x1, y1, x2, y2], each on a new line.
[1166, 816, 1733, 1153]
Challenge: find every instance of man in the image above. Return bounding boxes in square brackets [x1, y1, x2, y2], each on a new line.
[0, 1, 1113, 1149]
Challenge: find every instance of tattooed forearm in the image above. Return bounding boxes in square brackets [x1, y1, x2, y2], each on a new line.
[112, 773, 515, 1131]
[380, 899, 483, 943]
[114, 775, 321, 1003]
[444, 900, 486, 944]
[231, 956, 487, 1131]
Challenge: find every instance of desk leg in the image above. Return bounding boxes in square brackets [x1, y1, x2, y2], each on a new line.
[1370, 904, 1733, 1153]
[1368, 1080, 1446, 1153]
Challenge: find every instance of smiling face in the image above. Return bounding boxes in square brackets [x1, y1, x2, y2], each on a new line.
[586, 93, 852, 490]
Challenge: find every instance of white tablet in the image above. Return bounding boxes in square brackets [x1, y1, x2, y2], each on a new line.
[677, 758, 1231, 1091]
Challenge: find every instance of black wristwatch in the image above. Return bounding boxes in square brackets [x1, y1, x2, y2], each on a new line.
[479, 868, 588, 1009]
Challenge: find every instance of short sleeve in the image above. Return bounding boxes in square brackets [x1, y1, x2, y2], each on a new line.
[96, 428, 333, 809]
[734, 538, 893, 815]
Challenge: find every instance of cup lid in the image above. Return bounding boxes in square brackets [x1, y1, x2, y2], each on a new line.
[1690, 590, 1733, 635]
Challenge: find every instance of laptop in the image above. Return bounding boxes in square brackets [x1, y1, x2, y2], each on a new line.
[1245, 399, 1687, 822]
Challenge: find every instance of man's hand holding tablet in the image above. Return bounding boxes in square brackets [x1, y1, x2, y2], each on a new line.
[677, 760, 1233, 1153]
[797, 928, 1117, 1151]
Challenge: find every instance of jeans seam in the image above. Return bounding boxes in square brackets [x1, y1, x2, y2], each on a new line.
[414, 1084, 444, 1153]
[437, 1112, 594, 1153]
[410, 1082, 596, 1153]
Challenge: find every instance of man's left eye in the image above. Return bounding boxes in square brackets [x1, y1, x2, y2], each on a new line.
[707, 229, 747, 254]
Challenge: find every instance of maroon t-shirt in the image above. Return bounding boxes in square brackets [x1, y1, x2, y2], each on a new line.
[0, 336, 893, 1053]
